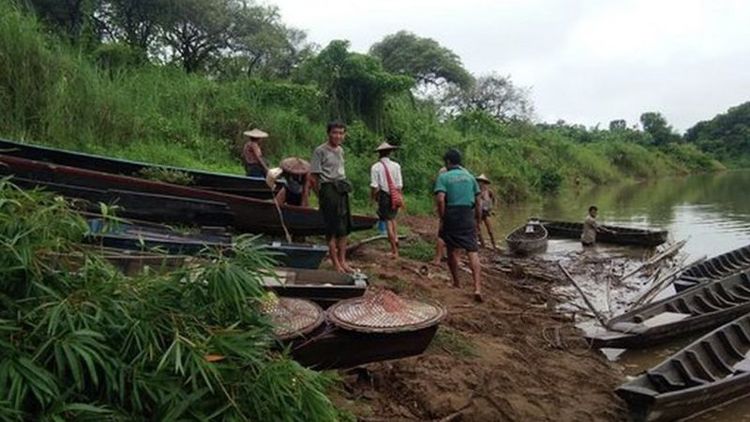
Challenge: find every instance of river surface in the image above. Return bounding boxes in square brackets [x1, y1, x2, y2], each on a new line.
[491, 170, 750, 421]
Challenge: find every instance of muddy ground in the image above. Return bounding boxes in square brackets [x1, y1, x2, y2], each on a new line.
[330, 216, 627, 421]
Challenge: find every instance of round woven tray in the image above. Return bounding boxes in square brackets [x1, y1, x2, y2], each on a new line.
[327, 291, 446, 334]
[261, 297, 325, 340]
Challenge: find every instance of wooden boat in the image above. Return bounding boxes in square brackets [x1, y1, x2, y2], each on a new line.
[505, 221, 548, 255]
[674, 244, 750, 292]
[585, 269, 750, 349]
[541, 220, 668, 247]
[288, 323, 438, 370]
[0, 137, 274, 198]
[0, 154, 378, 236]
[11, 176, 235, 227]
[616, 313, 750, 421]
[86, 219, 329, 269]
[261, 268, 367, 308]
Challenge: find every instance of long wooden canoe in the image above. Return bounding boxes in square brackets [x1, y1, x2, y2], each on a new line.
[0, 137, 273, 198]
[0, 154, 378, 236]
[616, 314, 750, 421]
[12, 176, 235, 227]
[674, 244, 750, 292]
[85, 218, 328, 269]
[506, 222, 548, 255]
[585, 269, 750, 349]
[541, 220, 668, 247]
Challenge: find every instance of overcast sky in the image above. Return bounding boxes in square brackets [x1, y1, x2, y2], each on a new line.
[266, 0, 750, 132]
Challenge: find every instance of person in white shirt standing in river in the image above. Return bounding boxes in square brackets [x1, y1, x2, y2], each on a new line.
[370, 142, 404, 258]
[581, 205, 616, 246]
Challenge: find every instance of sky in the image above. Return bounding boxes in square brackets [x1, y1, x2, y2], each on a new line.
[265, 0, 750, 132]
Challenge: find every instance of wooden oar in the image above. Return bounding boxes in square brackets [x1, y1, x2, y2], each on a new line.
[558, 262, 610, 328]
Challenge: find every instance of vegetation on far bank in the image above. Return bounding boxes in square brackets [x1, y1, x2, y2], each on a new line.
[0, 0, 727, 217]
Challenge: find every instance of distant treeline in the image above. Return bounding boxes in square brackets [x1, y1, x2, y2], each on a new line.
[0, 0, 728, 213]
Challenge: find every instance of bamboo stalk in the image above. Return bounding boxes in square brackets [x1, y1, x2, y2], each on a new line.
[627, 255, 707, 310]
[558, 262, 610, 328]
[619, 239, 687, 282]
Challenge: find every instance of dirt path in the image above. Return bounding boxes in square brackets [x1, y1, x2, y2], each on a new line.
[333, 215, 626, 421]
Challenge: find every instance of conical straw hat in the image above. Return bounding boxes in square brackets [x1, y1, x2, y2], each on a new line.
[243, 128, 269, 138]
[476, 174, 491, 184]
[374, 142, 399, 152]
[280, 157, 311, 175]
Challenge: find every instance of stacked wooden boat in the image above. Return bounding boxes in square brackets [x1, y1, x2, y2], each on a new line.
[541, 220, 668, 247]
[262, 291, 445, 369]
[616, 314, 750, 421]
[0, 151, 377, 236]
[673, 244, 750, 292]
[585, 269, 750, 349]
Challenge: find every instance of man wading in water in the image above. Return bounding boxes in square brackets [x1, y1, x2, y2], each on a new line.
[310, 121, 355, 273]
[435, 149, 483, 302]
[581, 205, 615, 246]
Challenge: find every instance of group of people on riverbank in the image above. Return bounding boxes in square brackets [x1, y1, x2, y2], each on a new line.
[241, 120, 498, 301]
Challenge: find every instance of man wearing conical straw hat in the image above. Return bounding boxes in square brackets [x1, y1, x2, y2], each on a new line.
[242, 128, 269, 177]
[267, 157, 311, 207]
[370, 142, 403, 258]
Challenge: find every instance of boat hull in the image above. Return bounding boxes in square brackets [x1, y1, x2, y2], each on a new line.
[541, 220, 668, 247]
[674, 244, 750, 292]
[0, 154, 377, 236]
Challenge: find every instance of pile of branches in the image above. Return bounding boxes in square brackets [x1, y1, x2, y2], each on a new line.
[0, 181, 340, 420]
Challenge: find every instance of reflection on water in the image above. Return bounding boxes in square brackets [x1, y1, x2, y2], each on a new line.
[494, 170, 750, 262]
[494, 170, 750, 421]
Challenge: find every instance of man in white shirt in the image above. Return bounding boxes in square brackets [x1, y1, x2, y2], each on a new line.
[370, 142, 403, 258]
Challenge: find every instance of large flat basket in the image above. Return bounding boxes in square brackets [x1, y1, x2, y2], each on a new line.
[261, 297, 325, 340]
[327, 291, 446, 334]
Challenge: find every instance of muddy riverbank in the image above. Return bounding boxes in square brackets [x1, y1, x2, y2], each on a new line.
[330, 216, 627, 421]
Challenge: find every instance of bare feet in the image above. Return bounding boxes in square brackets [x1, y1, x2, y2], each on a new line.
[342, 263, 356, 273]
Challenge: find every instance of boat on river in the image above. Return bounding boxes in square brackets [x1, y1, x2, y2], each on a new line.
[541, 220, 668, 247]
[0, 154, 378, 236]
[674, 244, 750, 292]
[616, 313, 750, 421]
[505, 221, 548, 255]
[0, 137, 274, 198]
[585, 269, 750, 349]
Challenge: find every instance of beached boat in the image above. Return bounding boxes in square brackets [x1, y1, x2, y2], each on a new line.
[0, 137, 274, 198]
[85, 219, 329, 269]
[0, 154, 378, 236]
[541, 220, 668, 247]
[265, 293, 444, 370]
[78, 249, 365, 306]
[12, 176, 235, 227]
[674, 244, 750, 292]
[585, 269, 750, 349]
[505, 221, 548, 255]
[616, 313, 750, 421]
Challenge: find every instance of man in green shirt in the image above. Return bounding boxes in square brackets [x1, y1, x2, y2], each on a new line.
[434, 149, 483, 302]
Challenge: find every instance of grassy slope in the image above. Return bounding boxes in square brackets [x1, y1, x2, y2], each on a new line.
[0, 2, 724, 214]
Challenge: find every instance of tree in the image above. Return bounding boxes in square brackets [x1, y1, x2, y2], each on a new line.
[298, 40, 413, 128]
[640, 112, 679, 146]
[224, 2, 313, 79]
[101, 0, 171, 54]
[609, 119, 627, 131]
[444, 73, 533, 122]
[26, 0, 104, 44]
[369, 31, 473, 90]
[160, 0, 233, 73]
[685, 102, 750, 162]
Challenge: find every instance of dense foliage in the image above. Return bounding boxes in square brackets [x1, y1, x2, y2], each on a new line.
[0, 180, 341, 420]
[685, 102, 750, 167]
[0, 0, 726, 216]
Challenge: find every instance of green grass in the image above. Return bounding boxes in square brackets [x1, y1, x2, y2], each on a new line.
[400, 237, 436, 262]
[428, 327, 477, 358]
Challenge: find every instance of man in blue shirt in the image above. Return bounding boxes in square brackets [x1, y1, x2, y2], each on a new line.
[434, 149, 483, 302]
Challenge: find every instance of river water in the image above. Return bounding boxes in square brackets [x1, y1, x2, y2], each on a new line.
[491, 170, 750, 421]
